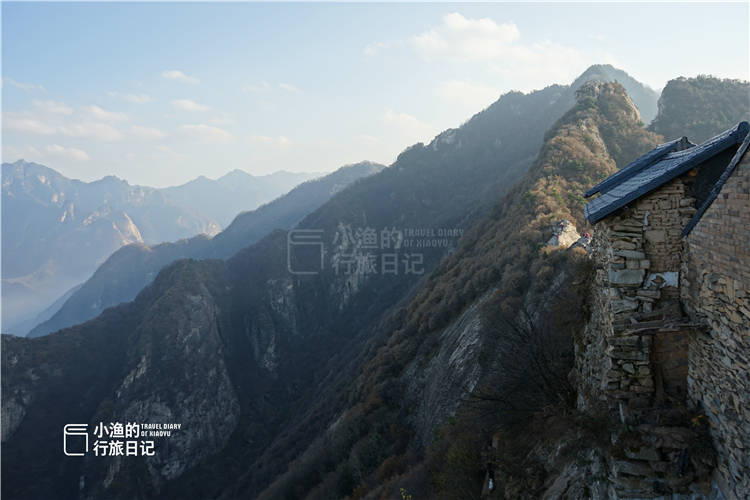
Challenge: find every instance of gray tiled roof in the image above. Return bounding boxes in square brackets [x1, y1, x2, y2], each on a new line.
[584, 136, 693, 197]
[584, 122, 749, 224]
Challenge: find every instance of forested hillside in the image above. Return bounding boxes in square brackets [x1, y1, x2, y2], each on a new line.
[649, 75, 750, 143]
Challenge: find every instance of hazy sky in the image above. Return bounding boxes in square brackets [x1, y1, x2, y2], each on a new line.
[2, 2, 748, 187]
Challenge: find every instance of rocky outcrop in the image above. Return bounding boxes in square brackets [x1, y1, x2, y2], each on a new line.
[546, 220, 582, 248]
[403, 289, 493, 447]
[607, 410, 717, 499]
[82, 278, 241, 499]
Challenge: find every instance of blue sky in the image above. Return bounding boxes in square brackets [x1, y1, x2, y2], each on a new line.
[2, 2, 748, 187]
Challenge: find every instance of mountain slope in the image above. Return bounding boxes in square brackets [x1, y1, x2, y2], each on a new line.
[28, 161, 383, 338]
[649, 75, 750, 143]
[254, 81, 663, 500]
[1, 162, 315, 334]
[2, 66, 663, 500]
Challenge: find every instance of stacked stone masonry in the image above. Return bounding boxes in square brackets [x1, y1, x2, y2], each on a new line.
[577, 177, 698, 413]
[681, 150, 750, 500]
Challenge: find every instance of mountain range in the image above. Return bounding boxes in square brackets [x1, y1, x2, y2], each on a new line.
[2, 67, 748, 500]
[1, 164, 317, 334]
[28, 161, 384, 338]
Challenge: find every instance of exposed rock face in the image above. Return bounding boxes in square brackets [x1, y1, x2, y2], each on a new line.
[1, 387, 30, 443]
[546, 220, 582, 248]
[1, 259, 244, 500]
[82, 280, 241, 499]
[403, 289, 493, 446]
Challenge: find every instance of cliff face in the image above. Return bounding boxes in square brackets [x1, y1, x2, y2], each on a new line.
[402, 288, 494, 448]
[82, 261, 241, 499]
[1, 259, 241, 499]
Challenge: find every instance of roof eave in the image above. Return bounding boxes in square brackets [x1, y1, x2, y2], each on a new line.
[584, 122, 750, 225]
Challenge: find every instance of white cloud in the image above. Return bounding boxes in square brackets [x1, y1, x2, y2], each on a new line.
[44, 144, 90, 161]
[161, 70, 200, 84]
[243, 81, 271, 92]
[129, 125, 167, 140]
[2, 145, 42, 161]
[383, 109, 436, 144]
[412, 12, 520, 62]
[395, 12, 587, 92]
[487, 41, 587, 91]
[435, 80, 501, 109]
[32, 100, 73, 115]
[60, 122, 122, 142]
[108, 91, 151, 103]
[4, 104, 124, 142]
[278, 83, 301, 93]
[180, 124, 233, 144]
[83, 105, 128, 122]
[172, 99, 211, 112]
[248, 134, 292, 146]
[3, 112, 58, 135]
[2, 77, 46, 92]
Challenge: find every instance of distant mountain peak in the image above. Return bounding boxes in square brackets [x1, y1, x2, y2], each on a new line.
[570, 63, 660, 124]
[221, 168, 254, 179]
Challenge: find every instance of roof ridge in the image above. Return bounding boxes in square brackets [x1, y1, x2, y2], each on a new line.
[584, 136, 692, 198]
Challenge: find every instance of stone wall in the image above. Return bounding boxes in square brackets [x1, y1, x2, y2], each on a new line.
[682, 150, 750, 499]
[576, 177, 698, 414]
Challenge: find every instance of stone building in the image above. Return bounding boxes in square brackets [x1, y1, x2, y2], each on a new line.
[578, 121, 750, 498]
